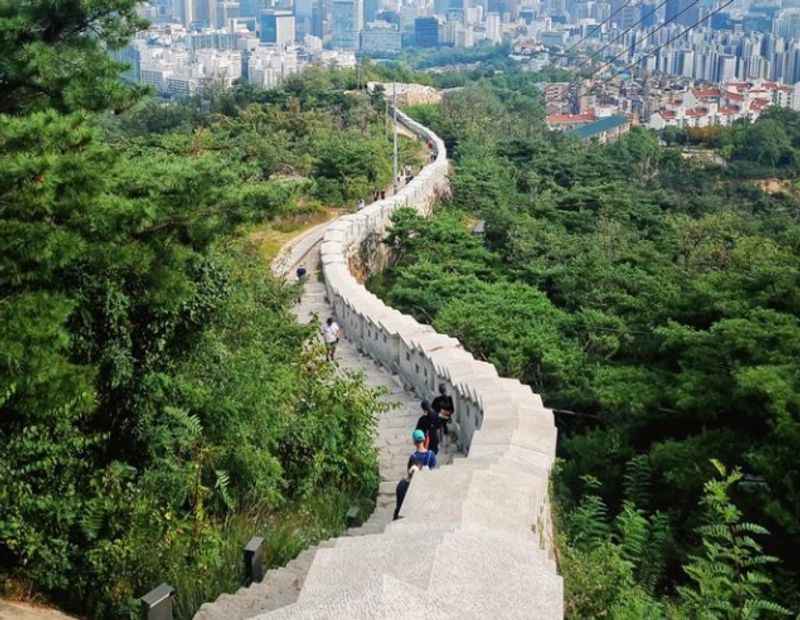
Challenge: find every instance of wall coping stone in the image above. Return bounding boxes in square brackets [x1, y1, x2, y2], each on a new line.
[305, 107, 563, 618]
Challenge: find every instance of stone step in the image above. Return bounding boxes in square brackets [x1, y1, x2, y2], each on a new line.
[192, 542, 326, 620]
[427, 530, 563, 619]
[254, 574, 479, 620]
[393, 467, 475, 524]
[203, 128, 559, 619]
[298, 529, 448, 603]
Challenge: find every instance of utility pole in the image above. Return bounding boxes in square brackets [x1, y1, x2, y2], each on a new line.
[392, 82, 398, 192]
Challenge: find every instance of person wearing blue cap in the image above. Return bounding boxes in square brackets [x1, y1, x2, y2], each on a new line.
[408, 428, 437, 470]
[394, 428, 437, 520]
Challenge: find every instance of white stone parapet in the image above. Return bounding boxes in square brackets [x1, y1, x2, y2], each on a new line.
[306, 108, 564, 618]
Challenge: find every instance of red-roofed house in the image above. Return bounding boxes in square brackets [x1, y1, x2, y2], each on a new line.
[692, 87, 720, 100]
[546, 111, 597, 130]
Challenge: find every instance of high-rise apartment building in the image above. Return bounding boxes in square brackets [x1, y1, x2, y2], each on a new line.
[239, 0, 263, 17]
[259, 9, 295, 45]
[641, 3, 658, 27]
[665, 0, 681, 24]
[621, 4, 640, 29]
[295, 0, 314, 39]
[414, 16, 439, 47]
[486, 12, 501, 42]
[311, 0, 325, 36]
[775, 9, 800, 40]
[176, 0, 194, 26]
[360, 22, 401, 53]
[364, 0, 380, 22]
[332, 0, 363, 48]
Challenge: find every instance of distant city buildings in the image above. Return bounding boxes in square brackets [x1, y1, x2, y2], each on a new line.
[415, 17, 440, 48]
[114, 22, 355, 97]
[360, 21, 402, 54]
[542, 75, 800, 139]
[130, 0, 530, 72]
[122, 0, 800, 116]
[536, 0, 800, 87]
[259, 9, 295, 46]
[645, 79, 800, 129]
[331, 0, 363, 49]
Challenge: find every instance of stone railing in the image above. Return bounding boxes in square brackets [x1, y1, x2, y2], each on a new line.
[320, 109, 560, 564]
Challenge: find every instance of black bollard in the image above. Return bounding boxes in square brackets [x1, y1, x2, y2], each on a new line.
[243, 536, 265, 584]
[346, 505, 360, 527]
[140, 583, 175, 620]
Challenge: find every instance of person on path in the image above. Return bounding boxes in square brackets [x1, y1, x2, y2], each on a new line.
[394, 430, 436, 520]
[294, 266, 307, 302]
[357, 198, 366, 210]
[321, 317, 341, 361]
[432, 383, 454, 436]
[408, 428, 437, 470]
[415, 400, 442, 455]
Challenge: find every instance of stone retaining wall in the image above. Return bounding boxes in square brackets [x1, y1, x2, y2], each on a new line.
[320, 109, 560, 561]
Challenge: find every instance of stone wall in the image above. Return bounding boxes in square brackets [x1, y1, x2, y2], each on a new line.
[366, 82, 444, 106]
[321, 112, 556, 592]
[320, 109, 560, 563]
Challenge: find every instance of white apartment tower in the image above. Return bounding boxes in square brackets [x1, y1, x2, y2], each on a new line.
[486, 12, 501, 43]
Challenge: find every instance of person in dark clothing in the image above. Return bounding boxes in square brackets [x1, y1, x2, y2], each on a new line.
[295, 266, 307, 301]
[431, 384, 454, 436]
[416, 400, 442, 455]
[394, 429, 436, 520]
[394, 478, 410, 520]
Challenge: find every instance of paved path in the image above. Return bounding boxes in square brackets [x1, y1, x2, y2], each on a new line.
[293, 242, 456, 499]
[195, 221, 455, 620]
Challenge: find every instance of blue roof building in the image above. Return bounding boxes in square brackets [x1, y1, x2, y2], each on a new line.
[568, 115, 631, 143]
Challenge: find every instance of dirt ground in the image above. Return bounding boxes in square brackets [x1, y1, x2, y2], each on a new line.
[0, 601, 77, 620]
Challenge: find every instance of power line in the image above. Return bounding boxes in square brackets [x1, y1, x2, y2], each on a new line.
[570, 1, 667, 73]
[562, 0, 638, 56]
[572, 0, 674, 73]
[593, 0, 737, 87]
[588, 0, 704, 76]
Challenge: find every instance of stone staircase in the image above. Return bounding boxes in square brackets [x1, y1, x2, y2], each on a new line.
[196, 105, 562, 619]
[194, 242, 458, 620]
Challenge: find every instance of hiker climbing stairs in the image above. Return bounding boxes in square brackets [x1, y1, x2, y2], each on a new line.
[195, 103, 562, 620]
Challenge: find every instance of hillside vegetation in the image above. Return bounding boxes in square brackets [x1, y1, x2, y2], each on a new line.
[0, 3, 425, 618]
[374, 78, 800, 616]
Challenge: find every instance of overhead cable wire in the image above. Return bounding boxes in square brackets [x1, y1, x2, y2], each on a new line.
[592, 0, 737, 87]
[570, 0, 674, 72]
[586, 0, 705, 76]
[561, 0, 638, 56]
[575, 0, 700, 71]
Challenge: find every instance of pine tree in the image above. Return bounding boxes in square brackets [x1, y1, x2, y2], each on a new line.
[0, 0, 147, 115]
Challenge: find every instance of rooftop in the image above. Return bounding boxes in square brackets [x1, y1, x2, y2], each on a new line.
[568, 114, 629, 140]
[546, 111, 596, 125]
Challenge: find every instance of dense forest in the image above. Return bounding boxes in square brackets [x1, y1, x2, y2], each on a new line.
[373, 79, 800, 616]
[0, 3, 428, 618]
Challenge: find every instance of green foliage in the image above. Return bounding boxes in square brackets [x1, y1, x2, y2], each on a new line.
[565, 476, 611, 548]
[560, 541, 645, 619]
[0, 0, 147, 114]
[677, 461, 791, 619]
[389, 71, 800, 614]
[623, 455, 653, 512]
[0, 9, 393, 614]
[559, 461, 790, 618]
